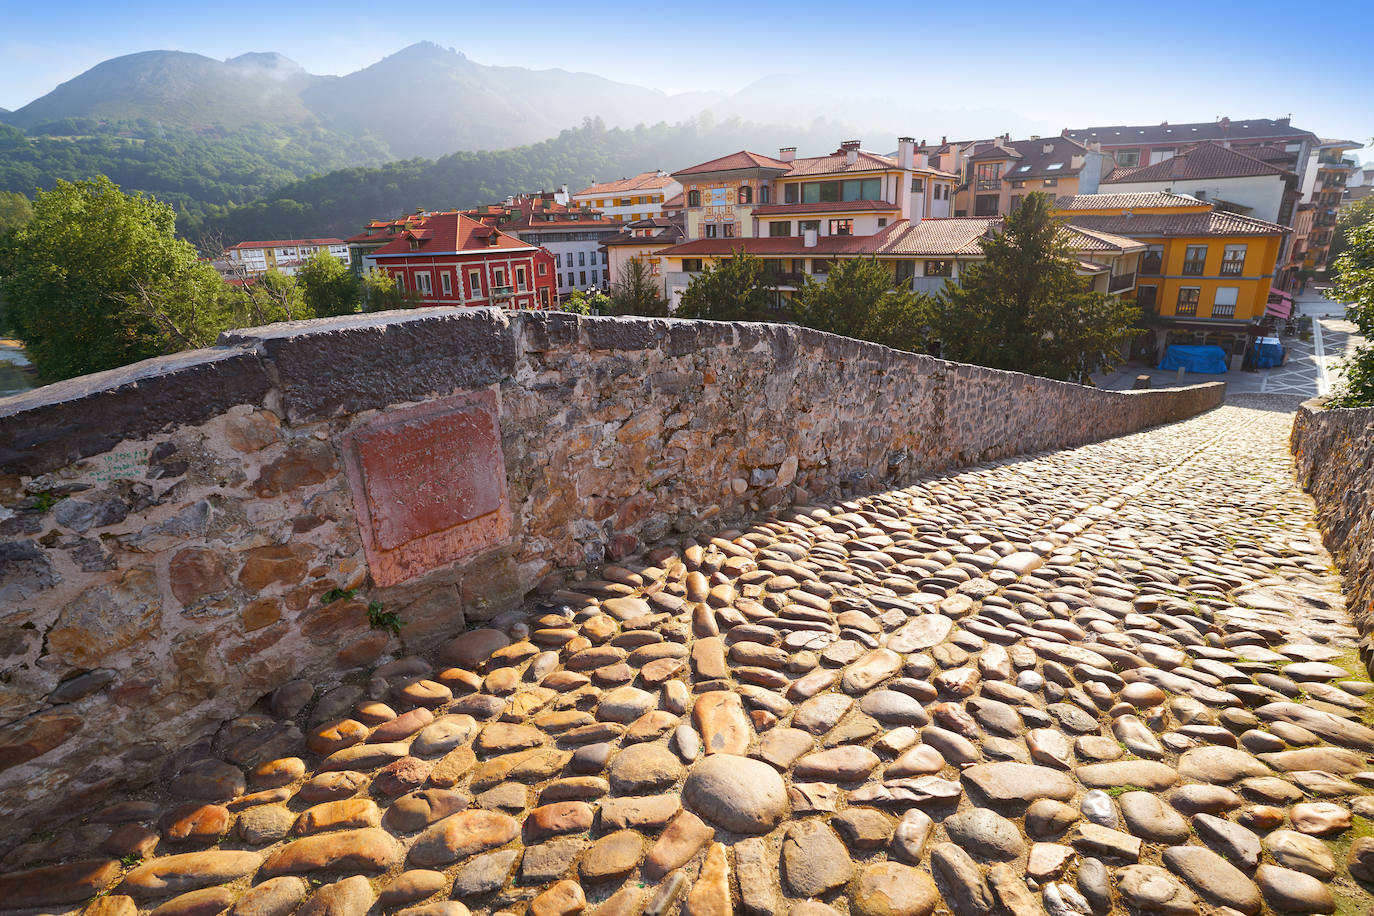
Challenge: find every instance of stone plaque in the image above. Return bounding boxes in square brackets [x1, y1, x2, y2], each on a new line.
[343, 390, 510, 586]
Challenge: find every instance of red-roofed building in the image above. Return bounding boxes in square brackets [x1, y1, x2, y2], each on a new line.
[463, 193, 623, 298]
[369, 212, 556, 309]
[572, 170, 682, 223]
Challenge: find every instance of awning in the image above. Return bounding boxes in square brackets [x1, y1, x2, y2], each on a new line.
[1265, 289, 1293, 319]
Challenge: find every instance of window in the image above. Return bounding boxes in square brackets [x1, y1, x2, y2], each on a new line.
[687, 189, 701, 207]
[739, 185, 753, 204]
[537, 261, 547, 275]
[579, 271, 587, 285]
[1177, 287, 1200, 316]
[1045, 163, 1064, 171]
[800, 178, 883, 203]
[759, 185, 770, 204]
[1212, 286, 1239, 318]
[784, 183, 799, 203]
[1009, 195, 1023, 212]
[414, 271, 431, 295]
[1136, 284, 1157, 313]
[395, 274, 405, 291]
[894, 260, 915, 283]
[799, 220, 820, 234]
[704, 224, 718, 238]
[877, 218, 888, 228]
[578, 251, 586, 267]
[974, 195, 1000, 216]
[925, 260, 953, 277]
[911, 178, 925, 192]
[516, 266, 528, 292]
[812, 259, 834, 274]
[769, 221, 792, 237]
[468, 269, 481, 295]
[554, 253, 561, 268]
[591, 270, 598, 285]
[1116, 149, 1141, 168]
[1141, 246, 1163, 276]
[682, 259, 703, 272]
[828, 219, 853, 236]
[1182, 245, 1207, 275]
[441, 272, 452, 296]
[1042, 178, 1058, 187]
[763, 259, 786, 277]
[493, 267, 507, 289]
[1149, 148, 1175, 165]
[1221, 244, 1246, 275]
[1010, 180, 1026, 189]
[723, 223, 736, 238]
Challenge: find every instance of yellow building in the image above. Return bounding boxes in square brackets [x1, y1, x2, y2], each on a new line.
[1057, 192, 1288, 357]
[572, 171, 682, 223]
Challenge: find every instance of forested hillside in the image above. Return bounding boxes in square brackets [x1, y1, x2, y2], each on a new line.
[0, 120, 391, 227]
[198, 117, 852, 242]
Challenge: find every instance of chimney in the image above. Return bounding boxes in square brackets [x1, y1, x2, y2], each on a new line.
[1276, 116, 1290, 127]
[1030, 135, 1040, 141]
[941, 135, 947, 146]
[1219, 116, 1231, 131]
[898, 137, 915, 170]
[779, 146, 797, 162]
[803, 228, 818, 248]
[841, 140, 861, 165]
[1043, 143, 1054, 154]
[1070, 154, 1085, 170]
[916, 152, 929, 169]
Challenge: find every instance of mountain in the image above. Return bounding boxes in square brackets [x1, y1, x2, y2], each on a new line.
[4, 43, 723, 159]
[301, 43, 722, 158]
[4, 50, 319, 130]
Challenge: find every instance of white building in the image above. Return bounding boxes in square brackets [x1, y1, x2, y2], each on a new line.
[572, 171, 682, 223]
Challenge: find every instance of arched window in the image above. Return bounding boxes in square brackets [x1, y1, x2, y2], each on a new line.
[739, 185, 753, 204]
[687, 189, 701, 207]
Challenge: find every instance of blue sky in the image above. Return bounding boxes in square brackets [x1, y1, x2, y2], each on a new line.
[1, 0, 1369, 159]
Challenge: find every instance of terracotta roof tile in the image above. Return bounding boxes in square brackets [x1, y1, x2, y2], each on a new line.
[574, 171, 677, 196]
[871, 218, 999, 256]
[371, 213, 534, 257]
[1103, 141, 1293, 183]
[752, 200, 900, 215]
[1054, 192, 1208, 211]
[782, 150, 898, 176]
[672, 151, 792, 177]
[1065, 210, 1289, 239]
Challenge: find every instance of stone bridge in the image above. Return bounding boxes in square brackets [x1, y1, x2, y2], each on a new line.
[0, 310, 1372, 916]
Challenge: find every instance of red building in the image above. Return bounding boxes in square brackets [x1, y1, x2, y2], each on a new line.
[370, 212, 556, 309]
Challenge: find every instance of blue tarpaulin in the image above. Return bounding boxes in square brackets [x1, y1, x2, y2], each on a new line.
[1158, 345, 1229, 374]
[1251, 337, 1286, 369]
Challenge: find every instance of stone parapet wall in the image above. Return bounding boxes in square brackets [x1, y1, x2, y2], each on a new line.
[1291, 399, 1374, 669]
[0, 307, 1224, 834]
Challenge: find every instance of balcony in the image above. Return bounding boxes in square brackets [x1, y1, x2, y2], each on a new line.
[762, 272, 806, 288]
[1181, 262, 1206, 276]
[1108, 272, 1136, 293]
[1212, 302, 1236, 318]
[490, 285, 515, 299]
[1219, 261, 1244, 276]
[975, 179, 1002, 191]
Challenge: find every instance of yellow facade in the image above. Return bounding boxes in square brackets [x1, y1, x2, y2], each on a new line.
[1138, 234, 1282, 323]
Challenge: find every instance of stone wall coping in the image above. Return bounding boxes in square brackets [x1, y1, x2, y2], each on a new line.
[2, 308, 1226, 477]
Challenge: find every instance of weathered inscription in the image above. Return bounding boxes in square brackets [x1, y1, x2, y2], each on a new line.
[343, 390, 510, 586]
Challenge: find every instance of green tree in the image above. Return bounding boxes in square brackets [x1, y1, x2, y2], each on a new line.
[0, 191, 33, 232]
[1326, 219, 1374, 407]
[675, 249, 779, 322]
[930, 192, 1140, 382]
[561, 288, 611, 315]
[0, 176, 245, 381]
[1330, 196, 1374, 265]
[607, 256, 669, 316]
[360, 271, 419, 312]
[794, 257, 936, 351]
[297, 249, 361, 317]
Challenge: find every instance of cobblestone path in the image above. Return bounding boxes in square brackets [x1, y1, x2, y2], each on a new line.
[4, 396, 1374, 916]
